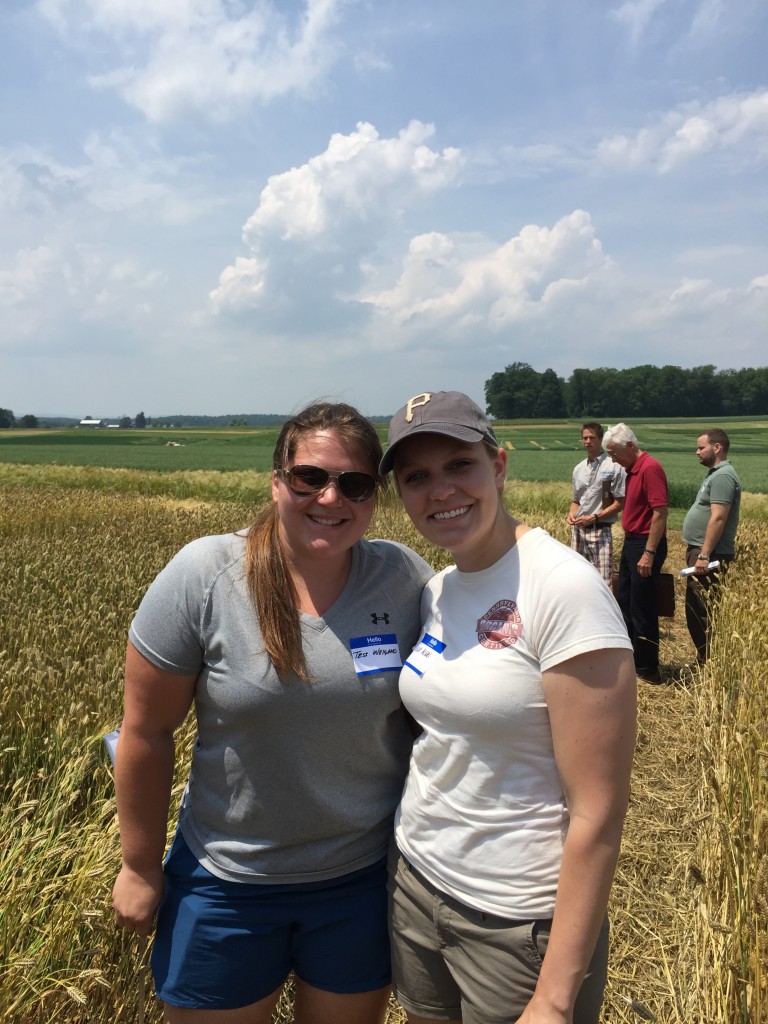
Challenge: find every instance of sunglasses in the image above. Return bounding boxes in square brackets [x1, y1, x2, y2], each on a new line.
[279, 465, 378, 503]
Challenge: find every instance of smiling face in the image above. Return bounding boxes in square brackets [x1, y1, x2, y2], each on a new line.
[393, 433, 510, 571]
[272, 430, 376, 569]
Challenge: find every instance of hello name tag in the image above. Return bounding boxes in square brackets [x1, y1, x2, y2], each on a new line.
[349, 633, 403, 676]
[404, 633, 446, 678]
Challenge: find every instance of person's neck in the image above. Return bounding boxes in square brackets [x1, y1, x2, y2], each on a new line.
[454, 512, 529, 573]
[286, 549, 354, 618]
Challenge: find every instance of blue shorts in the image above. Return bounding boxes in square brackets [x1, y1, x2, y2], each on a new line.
[152, 832, 391, 1010]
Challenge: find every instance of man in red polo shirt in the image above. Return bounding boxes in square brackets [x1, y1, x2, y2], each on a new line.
[603, 423, 669, 684]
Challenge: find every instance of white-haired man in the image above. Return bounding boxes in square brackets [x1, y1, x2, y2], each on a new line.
[603, 423, 669, 684]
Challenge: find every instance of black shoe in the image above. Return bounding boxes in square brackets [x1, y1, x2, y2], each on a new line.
[638, 668, 663, 684]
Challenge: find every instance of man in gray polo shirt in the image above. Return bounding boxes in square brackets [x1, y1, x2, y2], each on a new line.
[682, 428, 741, 664]
[567, 421, 626, 585]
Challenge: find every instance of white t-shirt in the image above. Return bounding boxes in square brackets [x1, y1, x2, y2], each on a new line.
[395, 528, 632, 918]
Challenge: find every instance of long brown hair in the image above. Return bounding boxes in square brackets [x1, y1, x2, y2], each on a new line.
[245, 402, 383, 681]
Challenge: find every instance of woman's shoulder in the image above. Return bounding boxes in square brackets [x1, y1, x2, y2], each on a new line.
[519, 527, 581, 562]
[160, 532, 248, 583]
[518, 528, 610, 587]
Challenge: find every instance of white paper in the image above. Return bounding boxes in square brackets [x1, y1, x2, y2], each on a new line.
[103, 728, 120, 764]
[679, 560, 720, 576]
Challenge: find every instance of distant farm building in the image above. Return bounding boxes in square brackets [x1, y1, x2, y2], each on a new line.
[78, 418, 108, 428]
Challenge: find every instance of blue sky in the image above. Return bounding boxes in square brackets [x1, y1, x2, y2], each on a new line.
[2, 0, 766, 418]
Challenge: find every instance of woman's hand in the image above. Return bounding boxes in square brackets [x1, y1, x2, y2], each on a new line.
[113, 863, 165, 936]
[112, 643, 197, 938]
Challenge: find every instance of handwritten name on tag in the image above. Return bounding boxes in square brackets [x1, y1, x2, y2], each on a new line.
[349, 633, 402, 676]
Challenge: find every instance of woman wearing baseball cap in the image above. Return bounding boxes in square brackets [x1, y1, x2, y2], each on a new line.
[381, 391, 636, 1024]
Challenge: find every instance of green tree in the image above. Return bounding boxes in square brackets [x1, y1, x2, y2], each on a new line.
[686, 365, 721, 417]
[483, 364, 557, 419]
[19, 414, 38, 428]
[0, 408, 15, 428]
[135, 411, 147, 429]
[119, 416, 132, 428]
[720, 367, 768, 415]
[534, 368, 566, 418]
[489, 362, 768, 419]
[566, 369, 591, 417]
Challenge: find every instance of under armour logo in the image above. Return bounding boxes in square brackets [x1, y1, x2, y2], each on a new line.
[370, 612, 390, 625]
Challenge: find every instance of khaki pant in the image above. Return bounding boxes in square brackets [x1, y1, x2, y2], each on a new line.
[388, 848, 608, 1023]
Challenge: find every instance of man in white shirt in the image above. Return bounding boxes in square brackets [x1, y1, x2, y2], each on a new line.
[567, 422, 626, 584]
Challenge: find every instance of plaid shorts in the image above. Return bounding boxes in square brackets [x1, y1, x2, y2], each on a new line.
[571, 523, 614, 583]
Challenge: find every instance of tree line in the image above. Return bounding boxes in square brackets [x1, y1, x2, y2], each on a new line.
[484, 363, 768, 419]
[0, 409, 37, 429]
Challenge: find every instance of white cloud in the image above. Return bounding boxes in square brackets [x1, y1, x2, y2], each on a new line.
[242, 121, 461, 244]
[0, 246, 57, 307]
[596, 88, 768, 172]
[361, 211, 611, 335]
[210, 121, 462, 315]
[610, 0, 669, 45]
[670, 277, 710, 301]
[0, 133, 224, 245]
[610, 0, 730, 45]
[38, 0, 350, 122]
[0, 239, 165, 319]
[618, 271, 768, 337]
[209, 256, 267, 313]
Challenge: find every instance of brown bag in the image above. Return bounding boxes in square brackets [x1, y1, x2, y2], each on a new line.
[655, 572, 675, 618]
[611, 571, 676, 617]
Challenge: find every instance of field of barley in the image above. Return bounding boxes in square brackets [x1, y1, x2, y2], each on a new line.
[1, 461, 766, 1023]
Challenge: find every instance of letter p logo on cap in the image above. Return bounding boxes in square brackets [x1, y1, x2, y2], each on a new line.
[405, 393, 432, 423]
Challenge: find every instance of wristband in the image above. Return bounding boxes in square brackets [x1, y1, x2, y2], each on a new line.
[644, 548, 656, 555]
[697, 554, 709, 561]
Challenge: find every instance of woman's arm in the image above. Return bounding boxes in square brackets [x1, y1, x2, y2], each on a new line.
[112, 641, 197, 936]
[519, 646, 637, 1024]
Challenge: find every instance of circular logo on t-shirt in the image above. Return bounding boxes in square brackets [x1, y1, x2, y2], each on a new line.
[476, 599, 523, 650]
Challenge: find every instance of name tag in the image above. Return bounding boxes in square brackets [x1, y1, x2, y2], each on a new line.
[404, 632, 446, 678]
[349, 633, 402, 676]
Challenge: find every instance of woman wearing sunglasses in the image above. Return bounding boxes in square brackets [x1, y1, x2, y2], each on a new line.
[380, 391, 636, 1024]
[112, 402, 432, 1024]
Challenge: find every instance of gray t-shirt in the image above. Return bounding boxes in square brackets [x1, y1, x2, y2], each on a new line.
[682, 460, 741, 555]
[129, 533, 432, 884]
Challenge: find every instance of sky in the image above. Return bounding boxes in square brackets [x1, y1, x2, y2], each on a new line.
[2, 0, 767, 419]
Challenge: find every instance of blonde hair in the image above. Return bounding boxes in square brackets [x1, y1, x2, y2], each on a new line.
[245, 402, 383, 681]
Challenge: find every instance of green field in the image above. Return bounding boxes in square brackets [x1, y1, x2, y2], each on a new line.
[0, 428, 278, 473]
[1, 419, 767, 495]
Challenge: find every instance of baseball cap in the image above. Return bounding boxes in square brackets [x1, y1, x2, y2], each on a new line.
[379, 391, 498, 475]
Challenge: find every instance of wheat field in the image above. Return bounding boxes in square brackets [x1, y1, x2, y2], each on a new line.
[1, 471, 766, 1023]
